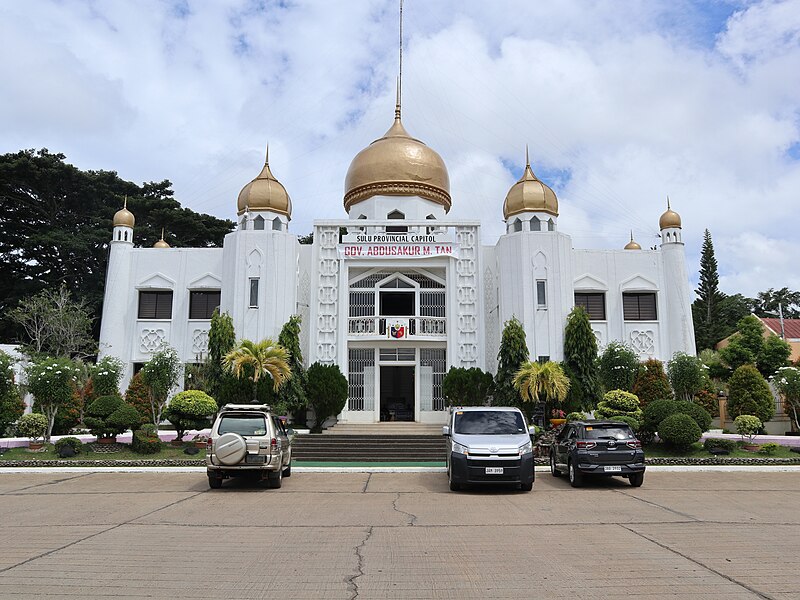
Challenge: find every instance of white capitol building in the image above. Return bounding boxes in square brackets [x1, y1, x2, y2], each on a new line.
[99, 96, 696, 425]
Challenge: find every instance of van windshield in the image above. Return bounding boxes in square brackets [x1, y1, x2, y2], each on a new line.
[453, 411, 526, 435]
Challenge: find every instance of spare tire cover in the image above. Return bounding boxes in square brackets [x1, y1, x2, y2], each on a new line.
[214, 433, 247, 465]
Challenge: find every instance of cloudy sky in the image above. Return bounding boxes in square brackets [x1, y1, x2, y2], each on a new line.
[2, 0, 799, 298]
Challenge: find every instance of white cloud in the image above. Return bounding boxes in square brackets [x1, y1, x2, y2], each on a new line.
[1, 0, 799, 299]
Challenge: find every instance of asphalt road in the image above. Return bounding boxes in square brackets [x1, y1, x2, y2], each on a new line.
[0, 470, 798, 599]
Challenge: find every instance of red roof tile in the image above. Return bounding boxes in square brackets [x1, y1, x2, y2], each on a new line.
[761, 318, 800, 339]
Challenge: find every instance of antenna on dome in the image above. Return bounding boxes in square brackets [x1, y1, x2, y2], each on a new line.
[265, 142, 269, 165]
[398, 0, 403, 119]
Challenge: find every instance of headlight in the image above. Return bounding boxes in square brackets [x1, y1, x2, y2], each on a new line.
[518, 441, 533, 455]
[452, 442, 469, 455]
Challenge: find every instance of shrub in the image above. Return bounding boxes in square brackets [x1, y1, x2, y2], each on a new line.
[658, 413, 702, 451]
[727, 364, 774, 424]
[442, 367, 494, 407]
[131, 428, 162, 454]
[163, 390, 217, 442]
[703, 438, 737, 453]
[125, 372, 152, 427]
[642, 399, 679, 433]
[566, 412, 587, 421]
[85, 395, 141, 439]
[16, 413, 48, 442]
[598, 341, 639, 393]
[674, 401, 712, 432]
[667, 352, 706, 402]
[306, 363, 348, 433]
[734, 415, 762, 443]
[759, 442, 780, 456]
[595, 390, 643, 426]
[694, 388, 719, 417]
[54, 436, 83, 455]
[612, 415, 640, 432]
[632, 359, 672, 407]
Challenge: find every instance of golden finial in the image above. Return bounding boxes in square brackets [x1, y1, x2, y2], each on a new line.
[265, 143, 269, 165]
[525, 145, 530, 168]
[395, 77, 401, 120]
[123, 195, 128, 209]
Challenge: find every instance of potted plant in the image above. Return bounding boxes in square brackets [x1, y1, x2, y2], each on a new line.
[17, 413, 48, 450]
[734, 414, 762, 451]
[192, 434, 209, 449]
[549, 409, 567, 427]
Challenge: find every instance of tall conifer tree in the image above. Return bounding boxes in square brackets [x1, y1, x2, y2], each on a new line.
[692, 229, 726, 351]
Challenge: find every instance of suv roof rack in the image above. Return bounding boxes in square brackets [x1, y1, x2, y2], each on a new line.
[221, 403, 271, 412]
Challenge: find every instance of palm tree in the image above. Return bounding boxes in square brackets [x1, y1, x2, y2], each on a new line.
[513, 361, 570, 424]
[223, 339, 292, 403]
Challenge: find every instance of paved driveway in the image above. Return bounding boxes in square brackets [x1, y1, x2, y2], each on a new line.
[0, 470, 798, 599]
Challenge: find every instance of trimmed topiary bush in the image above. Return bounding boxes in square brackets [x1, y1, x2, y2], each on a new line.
[595, 390, 643, 429]
[16, 413, 48, 443]
[54, 436, 83, 455]
[658, 413, 702, 451]
[131, 427, 162, 454]
[85, 395, 141, 439]
[163, 390, 217, 442]
[612, 415, 640, 432]
[674, 401, 712, 432]
[733, 414, 762, 443]
[703, 438, 737, 453]
[727, 364, 774, 424]
[566, 411, 587, 422]
[641, 399, 679, 433]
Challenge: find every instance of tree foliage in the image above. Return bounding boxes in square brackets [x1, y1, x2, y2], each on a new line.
[0, 351, 25, 435]
[0, 148, 235, 342]
[513, 361, 570, 420]
[755, 287, 800, 319]
[727, 364, 774, 424]
[594, 390, 643, 430]
[16, 413, 48, 442]
[124, 371, 153, 427]
[8, 285, 95, 358]
[667, 352, 706, 402]
[692, 229, 728, 351]
[720, 315, 791, 377]
[305, 362, 348, 433]
[84, 395, 140, 439]
[772, 366, 800, 431]
[598, 341, 639, 393]
[274, 315, 308, 418]
[494, 317, 529, 407]
[164, 390, 217, 442]
[632, 359, 672, 407]
[223, 339, 291, 403]
[563, 307, 600, 410]
[140, 345, 182, 430]
[26, 356, 80, 441]
[442, 367, 494, 407]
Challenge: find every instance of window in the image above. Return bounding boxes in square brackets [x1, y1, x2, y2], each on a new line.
[537, 355, 550, 364]
[386, 210, 407, 234]
[253, 215, 265, 230]
[531, 216, 541, 232]
[138, 291, 173, 319]
[574, 292, 606, 320]
[240, 218, 247, 230]
[548, 218, 555, 232]
[272, 217, 282, 231]
[623, 292, 657, 320]
[249, 278, 259, 308]
[512, 218, 522, 233]
[189, 290, 221, 319]
[536, 280, 547, 308]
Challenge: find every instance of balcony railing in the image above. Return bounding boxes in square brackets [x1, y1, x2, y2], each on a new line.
[348, 316, 446, 337]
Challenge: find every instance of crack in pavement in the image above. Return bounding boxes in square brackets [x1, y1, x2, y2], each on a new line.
[346, 526, 373, 600]
[391, 492, 417, 526]
[613, 488, 700, 521]
[0, 490, 204, 575]
[0, 472, 93, 494]
[619, 524, 775, 600]
[362, 473, 371, 493]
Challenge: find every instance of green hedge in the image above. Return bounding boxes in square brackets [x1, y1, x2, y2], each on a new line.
[702, 438, 737, 453]
[658, 413, 702, 450]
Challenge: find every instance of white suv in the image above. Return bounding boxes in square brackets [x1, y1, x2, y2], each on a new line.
[205, 404, 292, 489]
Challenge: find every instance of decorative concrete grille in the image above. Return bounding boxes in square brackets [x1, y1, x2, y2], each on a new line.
[348, 348, 375, 411]
[349, 291, 375, 317]
[420, 291, 446, 317]
[379, 348, 416, 362]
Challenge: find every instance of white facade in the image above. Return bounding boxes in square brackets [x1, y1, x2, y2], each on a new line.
[99, 122, 695, 425]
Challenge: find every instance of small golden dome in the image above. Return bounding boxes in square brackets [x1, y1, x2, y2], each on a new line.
[236, 147, 292, 218]
[503, 148, 558, 220]
[659, 197, 681, 229]
[113, 197, 135, 227]
[344, 101, 451, 212]
[624, 231, 642, 250]
[153, 228, 170, 248]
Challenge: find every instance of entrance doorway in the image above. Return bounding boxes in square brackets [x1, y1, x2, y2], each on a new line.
[380, 366, 415, 421]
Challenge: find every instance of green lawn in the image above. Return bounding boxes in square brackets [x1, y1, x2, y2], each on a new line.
[0, 443, 204, 461]
[644, 442, 798, 459]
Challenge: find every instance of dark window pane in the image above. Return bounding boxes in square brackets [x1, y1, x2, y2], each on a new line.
[189, 291, 221, 319]
[536, 280, 547, 307]
[622, 292, 657, 320]
[574, 293, 606, 320]
[138, 291, 173, 319]
[249, 279, 259, 307]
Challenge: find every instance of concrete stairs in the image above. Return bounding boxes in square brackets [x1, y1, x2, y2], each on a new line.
[292, 422, 447, 462]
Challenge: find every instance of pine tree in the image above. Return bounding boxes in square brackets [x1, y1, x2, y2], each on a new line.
[563, 306, 600, 411]
[494, 318, 529, 408]
[692, 229, 727, 351]
[275, 315, 308, 421]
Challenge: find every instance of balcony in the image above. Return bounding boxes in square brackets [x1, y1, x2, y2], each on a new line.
[348, 316, 446, 338]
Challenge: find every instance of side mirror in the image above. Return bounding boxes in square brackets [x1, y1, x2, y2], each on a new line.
[528, 426, 537, 436]
[442, 425, 450, 437]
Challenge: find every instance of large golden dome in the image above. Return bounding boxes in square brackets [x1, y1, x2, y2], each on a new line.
[659, 198, 681, 229]
[237, 148, 292, 218]
[113, 197, 135, 227]
[344, 105, 451, 212]
[503, 151, 558, 220]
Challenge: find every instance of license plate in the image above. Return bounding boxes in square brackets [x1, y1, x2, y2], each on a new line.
[604, 466, 622, 472]
[485, 467, 504, 475]
[245, 455, 266, 464]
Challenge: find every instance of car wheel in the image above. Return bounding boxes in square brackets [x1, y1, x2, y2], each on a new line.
[568, 460, 583, 488]
[520, 481, 533, 492]
[448, 469, 461, 491]
[268, 468, 283, 489]
[629, 472, 645, 487]
[550, 452, 561, 477]
[208, 475, 222, 489]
